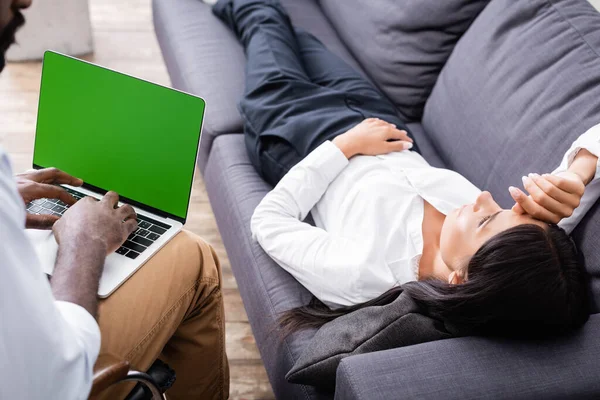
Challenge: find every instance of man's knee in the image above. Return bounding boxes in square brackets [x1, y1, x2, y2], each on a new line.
[174, 230, 222, 289]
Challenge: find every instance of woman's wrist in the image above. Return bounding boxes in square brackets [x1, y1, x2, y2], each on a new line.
[568, 148, 598, 186]
[332, 134, 358, 159]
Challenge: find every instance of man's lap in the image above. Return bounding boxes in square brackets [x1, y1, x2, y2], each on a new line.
[95, 230, 220, 397]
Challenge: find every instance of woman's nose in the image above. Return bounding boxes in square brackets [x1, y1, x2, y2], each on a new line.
[473, 191, 492, 212]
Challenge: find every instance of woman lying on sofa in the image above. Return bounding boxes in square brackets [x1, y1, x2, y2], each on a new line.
[212, 0, 599, 336]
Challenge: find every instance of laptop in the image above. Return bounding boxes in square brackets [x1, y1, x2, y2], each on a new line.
[25, 51, 206, 298]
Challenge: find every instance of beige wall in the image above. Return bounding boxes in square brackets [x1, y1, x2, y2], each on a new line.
[6, 0, 93, 61]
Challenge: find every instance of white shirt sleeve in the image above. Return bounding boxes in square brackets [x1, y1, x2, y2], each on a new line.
[555, 123, 600, 234]
[0, 148, 100, 400]
[251, 141, 373, 306]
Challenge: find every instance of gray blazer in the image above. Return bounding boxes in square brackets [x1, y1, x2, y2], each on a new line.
[286, 289, 462, 390]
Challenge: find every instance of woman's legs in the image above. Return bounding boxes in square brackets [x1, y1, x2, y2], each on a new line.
[294, 29, 412, 129]
[214, 0, 366, 184]
[213, 0, 413, 185]
[295, 29, 379, 97]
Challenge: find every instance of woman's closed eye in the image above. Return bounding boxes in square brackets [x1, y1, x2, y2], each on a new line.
[478, 215, 492, 227]
[478, 211, 502, 228]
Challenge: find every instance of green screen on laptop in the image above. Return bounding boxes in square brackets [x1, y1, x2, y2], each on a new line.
[33, 51, 205, 221]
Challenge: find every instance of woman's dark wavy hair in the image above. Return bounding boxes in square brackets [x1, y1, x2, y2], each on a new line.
[278, 224, 590, 338]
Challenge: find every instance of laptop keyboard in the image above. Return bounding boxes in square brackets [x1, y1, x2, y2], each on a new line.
[26, 187, 172, 260]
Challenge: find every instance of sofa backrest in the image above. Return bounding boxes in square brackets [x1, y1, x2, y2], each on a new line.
[423, 0, 600, 312]
[318, 0, 489, 121]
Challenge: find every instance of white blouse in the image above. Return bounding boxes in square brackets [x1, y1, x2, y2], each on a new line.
[251, 124, 600, 308]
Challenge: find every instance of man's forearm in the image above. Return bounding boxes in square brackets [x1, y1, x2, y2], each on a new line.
[568, 148, 598, 186]
[51, 241, 106, 318]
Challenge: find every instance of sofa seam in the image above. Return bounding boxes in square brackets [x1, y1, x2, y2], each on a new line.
[418, 5, 488, 121]
[546, 0, 600, 60]
[343, 361, 363, 400]
[213, 141, 313, 400]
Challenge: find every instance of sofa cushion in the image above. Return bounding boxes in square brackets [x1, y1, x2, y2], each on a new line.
[335, 314, 600, 400]
[318, 0, 490, 121]
[204, 133, 330, 399]
[422, 0, 600, 311]
[406, 123, 446, 169]
[153, 0, 368, 171]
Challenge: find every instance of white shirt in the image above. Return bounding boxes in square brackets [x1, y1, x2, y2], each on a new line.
[251, 124, 600, 308]
[0, 149, 100, 399]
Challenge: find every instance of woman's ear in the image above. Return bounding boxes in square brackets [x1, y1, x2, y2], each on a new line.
[448, 270, 466, 285]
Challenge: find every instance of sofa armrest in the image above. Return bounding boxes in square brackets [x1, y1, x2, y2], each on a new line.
[334, 314, 600, 400]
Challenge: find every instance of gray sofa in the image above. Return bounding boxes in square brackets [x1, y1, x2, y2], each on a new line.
[153, 0, 600, 398]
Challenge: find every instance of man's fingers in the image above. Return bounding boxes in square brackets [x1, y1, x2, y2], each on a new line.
[117, 204, 137, 221]
[31, 167, 84, 186]
[33, 183, 78, 206]
[102, 191, 119, 208]
[542, 173, 585, 196]
[509, 186, 561, 223]
[26, 213, 60, 230]
[522, 176, 573, 217]
[122, 219, 138, 236]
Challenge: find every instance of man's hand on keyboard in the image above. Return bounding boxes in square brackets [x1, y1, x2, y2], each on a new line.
[15, 167, 83, 229]
[53, 191, 138, 256]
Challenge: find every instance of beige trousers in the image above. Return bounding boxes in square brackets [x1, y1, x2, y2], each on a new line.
[96, 230, 230, 400]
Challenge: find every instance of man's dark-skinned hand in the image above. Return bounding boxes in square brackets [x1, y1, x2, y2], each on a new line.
[51, 191, 138, 317]
[53, 191, 138, 254]
[15, 167, 83, 229]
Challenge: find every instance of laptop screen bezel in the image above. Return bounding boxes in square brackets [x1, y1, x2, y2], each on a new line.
[32, 51, 205, 225]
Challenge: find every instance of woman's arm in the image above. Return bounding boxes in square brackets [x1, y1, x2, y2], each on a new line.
[510, 123, 600, 232]
[567, 148, 597, 185]
[251, 118, 412, 305]
[555, 145, 600, 233]
[251, 140, 372, 306]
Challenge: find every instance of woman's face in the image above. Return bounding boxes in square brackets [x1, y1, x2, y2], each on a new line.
[440, 191, 546, 279]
